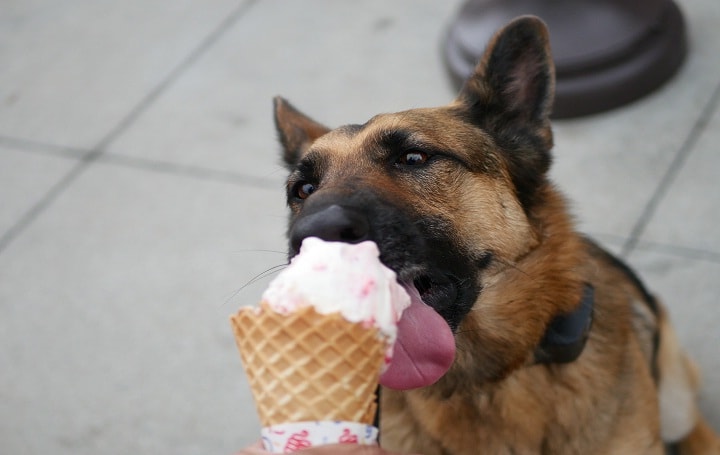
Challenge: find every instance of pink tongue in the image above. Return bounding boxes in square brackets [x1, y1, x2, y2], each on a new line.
[379, 285, 456, 390]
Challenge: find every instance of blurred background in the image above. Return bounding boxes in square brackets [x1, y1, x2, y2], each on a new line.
[1, 1, 718, 453]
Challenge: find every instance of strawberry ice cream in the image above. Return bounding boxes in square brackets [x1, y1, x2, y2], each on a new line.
[261, 237, 411, 363]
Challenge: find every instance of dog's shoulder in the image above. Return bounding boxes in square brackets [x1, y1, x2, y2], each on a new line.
[579, 237, 660, 374]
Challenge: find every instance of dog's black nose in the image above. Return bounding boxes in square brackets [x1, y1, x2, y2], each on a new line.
[290, 204, 370, 253]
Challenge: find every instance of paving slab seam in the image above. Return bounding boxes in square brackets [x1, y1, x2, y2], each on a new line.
[0, 135, 90, 160]
[98, 152, 282, 190]
[621, 77, 720, 257]
[583, 231, 628, 248]
[587, 231, 720, 264]
[0, 133, 283, 190]
[92, 0, 259, 152]
[633, 240, 720, 264]
[0, 156, 96, 254]
[0, 0, 259, 257]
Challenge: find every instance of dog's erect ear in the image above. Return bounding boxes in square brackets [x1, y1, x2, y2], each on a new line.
[456, 15, 555, 126]
[455, 16, 555, 210]
[273, 97, 330, 168]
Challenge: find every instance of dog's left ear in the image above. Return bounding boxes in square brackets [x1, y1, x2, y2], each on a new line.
[456, 15, 555, 130]
[274, 97, 330, 168]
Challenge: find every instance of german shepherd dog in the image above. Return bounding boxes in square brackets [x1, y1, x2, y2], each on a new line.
[272, 16, 720, 455]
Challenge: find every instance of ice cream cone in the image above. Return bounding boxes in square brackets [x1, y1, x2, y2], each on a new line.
[230, 301, 386, 427]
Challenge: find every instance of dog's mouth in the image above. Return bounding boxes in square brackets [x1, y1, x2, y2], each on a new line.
[397, 261, 476, 330]
[412, 273, 461, 328]
[378, 270, 466, 391]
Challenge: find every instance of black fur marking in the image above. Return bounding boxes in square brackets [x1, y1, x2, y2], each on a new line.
[372, 128, 459, 167]
[286, 152, 329, 206]
[582, 237, 657, 313]
[376, 129, 414, 150]
[582, 236, 662, 381]
[287, 188, 482, 331]
[493, 128, 552, 211]
[336, 123, 363, 136]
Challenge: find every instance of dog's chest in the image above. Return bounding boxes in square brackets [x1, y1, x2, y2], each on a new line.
[381, 359, 662, 455]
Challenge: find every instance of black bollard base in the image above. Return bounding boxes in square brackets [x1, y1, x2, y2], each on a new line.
[444, 0, 688, 118]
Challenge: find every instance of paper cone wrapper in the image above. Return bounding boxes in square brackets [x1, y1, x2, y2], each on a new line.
[261, 421, 379, 453]
[230, 302, 386, 428]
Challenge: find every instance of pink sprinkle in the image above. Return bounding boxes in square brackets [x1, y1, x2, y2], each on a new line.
[359, 279, 376, 298]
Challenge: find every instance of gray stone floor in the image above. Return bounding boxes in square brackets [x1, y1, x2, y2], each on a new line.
[1, 1, 718, 453]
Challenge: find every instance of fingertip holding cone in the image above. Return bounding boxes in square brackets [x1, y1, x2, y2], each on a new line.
[229, 302, 386, 427]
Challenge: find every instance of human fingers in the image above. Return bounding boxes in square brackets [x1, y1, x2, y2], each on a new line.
[234, 440, 265, 454]
[296, 443, 421, 455]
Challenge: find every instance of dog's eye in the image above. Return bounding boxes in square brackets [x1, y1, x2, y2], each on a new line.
[397, 151, 429, 166]
[294, 182, 316, 200]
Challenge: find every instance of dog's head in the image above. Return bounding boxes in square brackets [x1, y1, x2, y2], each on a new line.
[273, 17, 582, 389]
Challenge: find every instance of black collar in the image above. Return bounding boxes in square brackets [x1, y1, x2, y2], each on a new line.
[533, 284, 594, 365]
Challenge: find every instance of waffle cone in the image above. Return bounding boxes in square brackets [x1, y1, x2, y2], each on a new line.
[230, 302, 386, 427]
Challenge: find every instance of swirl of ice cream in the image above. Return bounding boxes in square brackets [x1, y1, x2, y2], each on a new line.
[261, 237, 410, 349]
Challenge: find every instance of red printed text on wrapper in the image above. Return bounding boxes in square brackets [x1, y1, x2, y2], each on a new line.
[284, 430, 312, 452]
